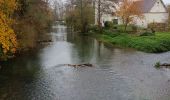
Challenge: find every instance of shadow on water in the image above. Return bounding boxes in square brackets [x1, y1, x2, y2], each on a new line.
[0, 50, 42, 100]
[67, 32, 95, 63]
[1, 25, 170, 100]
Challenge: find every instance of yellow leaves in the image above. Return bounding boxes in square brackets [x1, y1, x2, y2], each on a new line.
[0, 0, 18, 56]
[0, 0, 17, 16]
[0, 18, 18, 54]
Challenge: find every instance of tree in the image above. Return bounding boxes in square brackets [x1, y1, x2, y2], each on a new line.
[167, 5, 170, 30]
[65, 0, 94, 33]
[0, 0, 18, 57]
[0, 0, 54, 60]
[14, 0, 53, 49]
[53, 0, 65, 21]
[94, 0, 117, 29]
[116, 0, 143, 31]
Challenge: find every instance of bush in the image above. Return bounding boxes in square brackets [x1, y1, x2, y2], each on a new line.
[140, 32, 155, 36]
[148, 22, 168, 32]
[140, 28, 155, 36]
[104, 21, 114, 29]
[131, 25, 138, 32]
[113, 26, 118, 30]
[88, 25, 100, 32]
[155, 62, 161, 68]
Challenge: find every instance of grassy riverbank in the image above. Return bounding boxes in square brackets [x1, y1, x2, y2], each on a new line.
[89, 31, 170, 53]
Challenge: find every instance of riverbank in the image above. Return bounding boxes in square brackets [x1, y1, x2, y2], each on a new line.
[88, 31, 170, 53]
[0, 32, 52, 62]
[1, 25, 170, 100]
[0, 0, 53, 61]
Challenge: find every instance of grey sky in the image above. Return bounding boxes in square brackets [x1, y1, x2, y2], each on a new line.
[163, 0, 170, 4]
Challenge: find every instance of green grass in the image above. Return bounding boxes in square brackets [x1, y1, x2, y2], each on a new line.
[116, 24, 133, 31]
[92, 32, 170, 53]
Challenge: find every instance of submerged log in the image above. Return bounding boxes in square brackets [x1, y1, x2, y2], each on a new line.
[160, 63, 170, 68]
[65, 63, 93, 67]
[155, 62, 170, 68]
[37, 40, 52, 43]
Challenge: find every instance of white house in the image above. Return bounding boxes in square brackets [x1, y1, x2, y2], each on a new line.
[95, 0, 169, 28]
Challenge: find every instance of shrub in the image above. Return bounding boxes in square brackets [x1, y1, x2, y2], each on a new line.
[131, 25, 138, 32]
[155, 62, 161, 69]
[148, 22, 168, 32]
[104, 21, 114, 29]
[113, 26, 118, 30]
[140, 28, 155, 36]
[140, 32, 155, 36]
[88, 25, 100, 32]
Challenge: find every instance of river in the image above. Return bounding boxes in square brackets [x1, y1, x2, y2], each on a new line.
[1, 25, 170, 100]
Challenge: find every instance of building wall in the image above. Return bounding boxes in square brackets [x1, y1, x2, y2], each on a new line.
[134, 0, 168, 28]
[135, 13, 169, 28]
[150, 0, 167, 13]
[103, 12, 169, 28]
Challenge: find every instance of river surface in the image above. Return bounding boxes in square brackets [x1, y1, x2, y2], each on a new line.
[1, 25, 170, 100]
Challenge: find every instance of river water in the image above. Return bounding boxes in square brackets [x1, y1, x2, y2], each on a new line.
[1, 25, 170, 100]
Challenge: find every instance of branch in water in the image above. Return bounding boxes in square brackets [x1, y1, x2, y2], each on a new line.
[65, 63, 93, 67]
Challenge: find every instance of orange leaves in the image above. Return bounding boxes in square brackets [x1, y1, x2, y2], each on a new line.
[116, 0, 144, 25]
[0, 0, 18, 56]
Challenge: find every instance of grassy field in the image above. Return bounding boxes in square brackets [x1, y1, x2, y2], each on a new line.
[91, 32, 170, 53]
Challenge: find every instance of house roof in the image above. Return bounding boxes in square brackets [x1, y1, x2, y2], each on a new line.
[119, 0, 167, 13]
[140, 0, 156, 13]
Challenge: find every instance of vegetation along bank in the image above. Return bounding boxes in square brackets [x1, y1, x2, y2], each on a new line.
[88, 25, 170, 53]
[0, 0, 53, 60]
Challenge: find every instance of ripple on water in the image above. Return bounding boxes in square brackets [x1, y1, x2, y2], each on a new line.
[1, 25, 170, 100]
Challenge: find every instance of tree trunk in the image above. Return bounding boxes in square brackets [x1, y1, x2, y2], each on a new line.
[124, 24, 127, 32]
[80, 0, 85, 33]
[98, 0, 102, 31]
[124, 19, 128, 32]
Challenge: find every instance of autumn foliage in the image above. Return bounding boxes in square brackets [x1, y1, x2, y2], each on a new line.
[0, 0, 53, 60]
[116, 0, 143, 31]
[0, 0, 18, 57]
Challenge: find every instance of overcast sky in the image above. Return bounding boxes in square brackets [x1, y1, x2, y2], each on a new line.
[163, 0, 170, 4]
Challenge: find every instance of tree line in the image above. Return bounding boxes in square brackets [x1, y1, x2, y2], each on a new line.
[64, 0, 144, 32]
[65, 0, 95, 33]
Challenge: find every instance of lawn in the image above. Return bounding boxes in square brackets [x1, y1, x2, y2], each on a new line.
[94, 32, 170, 53]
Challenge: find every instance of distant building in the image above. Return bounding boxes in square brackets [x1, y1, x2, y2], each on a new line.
[95, 0, 169, 28]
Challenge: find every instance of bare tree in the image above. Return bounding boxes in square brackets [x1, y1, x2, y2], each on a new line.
[53, 0, 65, 21]
[94, 0, 118, 29]
[65, 0, 95, 33]
[116, 0, 143, 31]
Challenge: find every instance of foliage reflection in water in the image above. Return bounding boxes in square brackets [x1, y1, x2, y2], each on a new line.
[1, 25, 170, 100]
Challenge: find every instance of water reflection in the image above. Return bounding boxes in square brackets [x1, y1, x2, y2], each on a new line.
[1, 25, 170, 100]
[0, 51, 42, 100]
